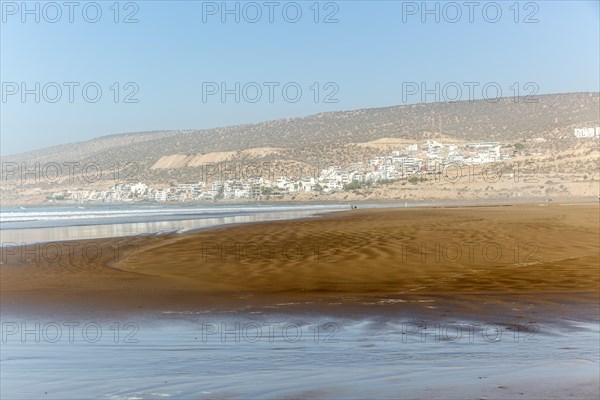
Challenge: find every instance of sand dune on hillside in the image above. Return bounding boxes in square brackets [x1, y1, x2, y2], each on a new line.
[150, 148, 284, 170]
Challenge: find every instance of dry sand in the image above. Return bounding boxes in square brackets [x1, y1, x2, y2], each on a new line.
[2, 203, 599, 323]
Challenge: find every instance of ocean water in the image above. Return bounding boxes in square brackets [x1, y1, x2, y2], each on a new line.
[1, 315, 598, 399]
[0, 204, 351, 244]
[0, 199, 554, 244]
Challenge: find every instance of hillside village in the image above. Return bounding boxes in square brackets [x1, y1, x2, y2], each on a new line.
[41, 125, 600, 204]
[47, 139, 536, 203]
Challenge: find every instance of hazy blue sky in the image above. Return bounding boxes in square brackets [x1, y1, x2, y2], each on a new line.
[1, 0, 599, 155]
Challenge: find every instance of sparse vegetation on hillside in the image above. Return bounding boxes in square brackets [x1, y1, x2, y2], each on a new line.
[1, 93, 598, 198]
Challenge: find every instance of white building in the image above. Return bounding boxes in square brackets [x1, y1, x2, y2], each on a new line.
[299, 177, 317, 192]
[574, 127, 600, 138]
[211, 181, 223, 191]
[130, 182, 148, 195]
[154, 190, 167, 202]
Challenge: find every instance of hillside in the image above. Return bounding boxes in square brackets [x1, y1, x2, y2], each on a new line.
[1, 92, 599, 204]
[5, 92, 598, 162]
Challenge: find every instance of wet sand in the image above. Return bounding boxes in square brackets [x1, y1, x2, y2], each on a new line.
[2, 203, 599, 324]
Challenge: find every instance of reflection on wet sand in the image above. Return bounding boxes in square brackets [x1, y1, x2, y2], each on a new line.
[2, 203, 598, 325]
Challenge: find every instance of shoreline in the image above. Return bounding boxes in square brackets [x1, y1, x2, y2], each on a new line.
[1, 194, 597, 210]
[2, 197, 597, 244]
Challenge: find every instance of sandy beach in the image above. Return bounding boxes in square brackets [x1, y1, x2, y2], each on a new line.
[2, 203, 598, 323]
[2, 202, 599, 399]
